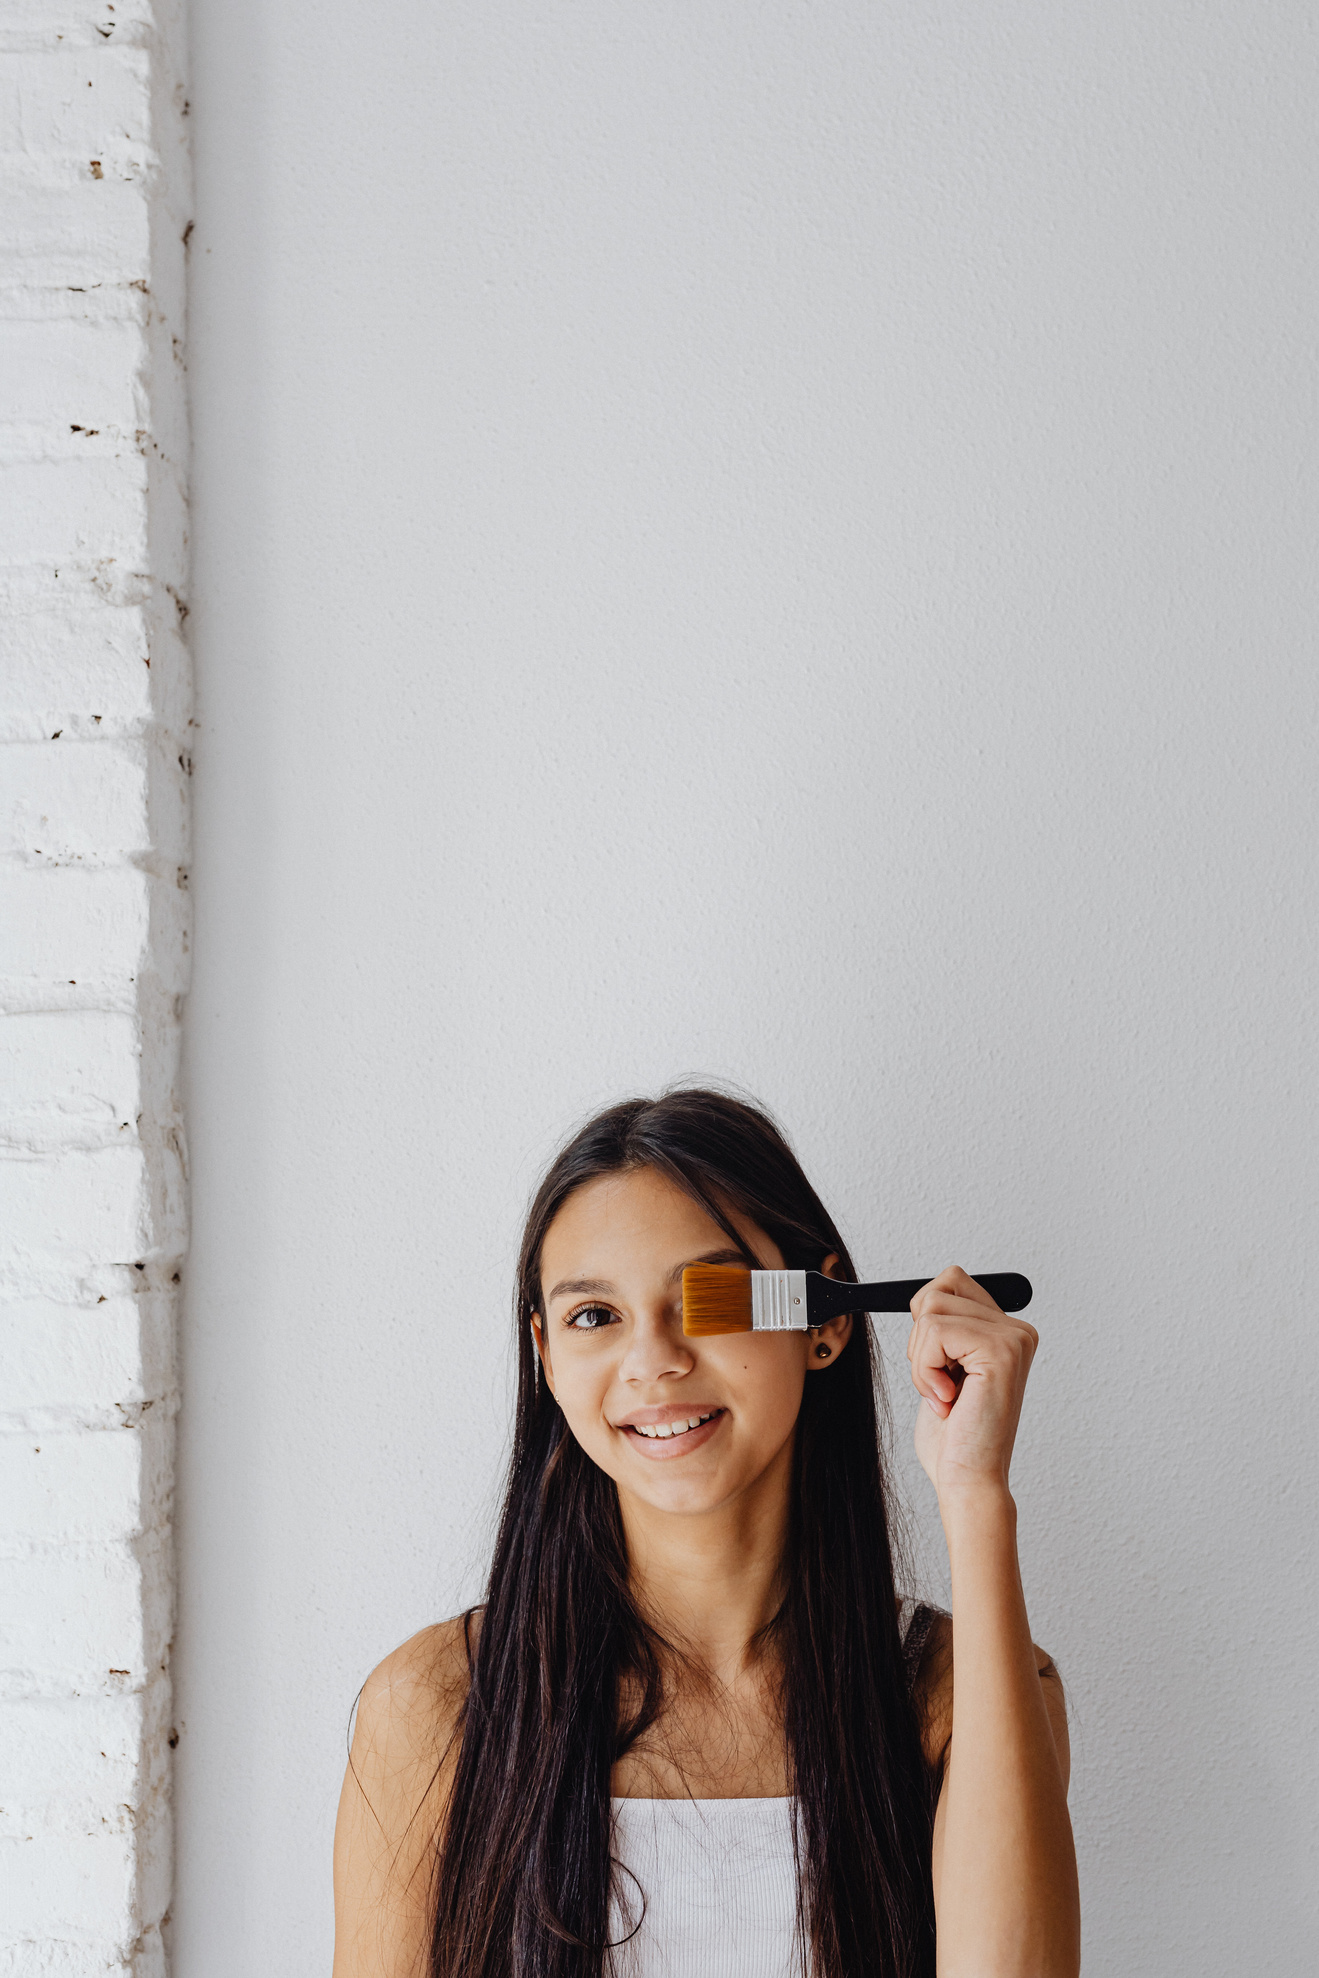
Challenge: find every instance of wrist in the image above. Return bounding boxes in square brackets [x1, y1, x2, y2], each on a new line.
[937, 1479, 1017, 1539]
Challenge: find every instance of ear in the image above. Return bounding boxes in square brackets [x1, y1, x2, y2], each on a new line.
[806, 1252, 853, 1370]
[530, 1313, 556, 1396]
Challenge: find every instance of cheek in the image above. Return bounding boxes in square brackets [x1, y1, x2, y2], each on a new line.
[546, 1352, 614, 1436]
[703, 1340, 806, 1443]
[550, 1357, 634, 1479]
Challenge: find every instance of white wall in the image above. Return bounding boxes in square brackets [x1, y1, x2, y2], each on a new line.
[0, 5, 191, 1972]
[179, 4, 1318, 1973]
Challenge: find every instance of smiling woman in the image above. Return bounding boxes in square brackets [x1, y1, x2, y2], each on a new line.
[331, 1090, 1078, 1978]
[532, 1176, 825, 1516]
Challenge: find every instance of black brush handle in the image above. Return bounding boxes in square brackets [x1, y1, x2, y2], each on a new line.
[808, 1271, 1033, 1320]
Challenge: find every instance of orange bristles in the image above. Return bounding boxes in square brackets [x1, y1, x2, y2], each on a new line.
[682, 1263, 754, 1337]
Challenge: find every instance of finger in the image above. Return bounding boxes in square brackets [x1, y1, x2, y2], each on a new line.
[913, 1293, 1008, 1331]
[912, 1323, 1038, 1427]
[912, 1303, 1021, 1366]
[911, 1270, 1003, 1320]
[915, 1364, 957, 1418]
[909, 1316, 965, 1409]
[914, 1265, 987, 1300]
[915, 1312, 1038, 1372]
[904, 1315, 982, 1371]
[908, 1287, 992, 1362]
[916, 1309, 1035, 1360]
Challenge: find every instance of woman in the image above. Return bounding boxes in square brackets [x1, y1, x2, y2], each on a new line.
[333, 1089, 1079, 1976]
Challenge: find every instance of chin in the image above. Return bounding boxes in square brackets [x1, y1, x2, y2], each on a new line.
[622, 1466, 751, 1517]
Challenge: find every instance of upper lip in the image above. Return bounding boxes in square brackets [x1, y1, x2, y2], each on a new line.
[612, 1404, 724, 1430]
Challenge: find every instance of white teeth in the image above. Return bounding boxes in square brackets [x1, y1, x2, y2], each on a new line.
[632, 1412, 716, 1441]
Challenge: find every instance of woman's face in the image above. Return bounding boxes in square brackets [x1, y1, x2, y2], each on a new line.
[532, 1166, 849, 1523]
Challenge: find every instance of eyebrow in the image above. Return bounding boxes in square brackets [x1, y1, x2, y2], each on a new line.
[545, 1246, 751, 1308]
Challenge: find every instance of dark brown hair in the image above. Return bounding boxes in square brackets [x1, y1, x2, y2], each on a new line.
[429, 1088, 936, 1976]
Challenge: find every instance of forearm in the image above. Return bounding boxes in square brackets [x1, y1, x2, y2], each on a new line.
[933, 1488, 1080, 1978]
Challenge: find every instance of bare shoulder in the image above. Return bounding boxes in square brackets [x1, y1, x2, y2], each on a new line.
[910, 1612, 1069, 1787]
[352, 1612, 477, 1777]
[332, 1613, 480, 1978]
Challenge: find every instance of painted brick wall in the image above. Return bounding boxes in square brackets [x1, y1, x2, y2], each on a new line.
[0, 4, 190, 1972]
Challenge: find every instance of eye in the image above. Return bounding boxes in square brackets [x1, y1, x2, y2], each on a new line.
[564, 1303, 620, 1332]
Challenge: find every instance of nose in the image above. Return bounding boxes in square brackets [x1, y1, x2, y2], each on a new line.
[618, 1305, 695, 1386]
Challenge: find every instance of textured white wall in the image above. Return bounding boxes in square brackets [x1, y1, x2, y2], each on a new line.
[180, 4, 1317, 1974]
[0, 3, 191, 1973]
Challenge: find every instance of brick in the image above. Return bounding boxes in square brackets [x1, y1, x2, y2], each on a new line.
[0, 1831, 136, 1943]
[0, 4, 159, 51]
[0, 1292, 170, 1416]
[0, 740, 187, 869]
[0, 865, 190, 1000]
[0, 867, 151, 989]
[0, 175, 152, 289]
[0, 457, 148, 566]
[0, 597, 179, 742]
[0, 1146, 155, 1282]
[0, 49, 151, 161]
[0, 1014, 142, 1150]
[0, 1294, 172, 1426]
[0, 744, 151, 864]
[0, 317, 147, 435]
[0, 1416, 171, 1547]
[0, 1693, 146, 1835]
[0, 1942, 139, 1976]
[0, 1533, 170, 1697]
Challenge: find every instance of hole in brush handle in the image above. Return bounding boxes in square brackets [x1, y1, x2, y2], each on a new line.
[811, 1271, 1034, 1318]
[968, 1272, 1032, 1311]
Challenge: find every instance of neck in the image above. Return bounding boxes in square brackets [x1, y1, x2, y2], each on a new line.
[617, 1437, 794, 1684]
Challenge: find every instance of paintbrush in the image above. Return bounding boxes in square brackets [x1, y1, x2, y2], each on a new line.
[682, 1264, 1032, 1337]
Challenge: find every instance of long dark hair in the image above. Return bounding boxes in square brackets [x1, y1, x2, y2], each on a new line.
[430, 1089, 936, 1976]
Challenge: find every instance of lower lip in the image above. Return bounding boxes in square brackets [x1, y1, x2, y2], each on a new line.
[620, 1411, 726, 1461]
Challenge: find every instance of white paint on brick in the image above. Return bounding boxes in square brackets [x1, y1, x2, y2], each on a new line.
[0, 1149, 158, 1288]
[1, 1013, 142, 1148]
[0, 1, 190, 1971]
[1, 317, 148, 435]
[3, 1693, 150, 1835]
[0, 589, 182, 742]
[0, 1294, 172, 1429]
[0, 1417, 172, 1548]
[2, 1534, 171, 1699]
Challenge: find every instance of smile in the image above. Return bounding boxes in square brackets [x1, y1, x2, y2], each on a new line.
[618, 1409, 726, 1458]
[630, 1411, 719, 1440]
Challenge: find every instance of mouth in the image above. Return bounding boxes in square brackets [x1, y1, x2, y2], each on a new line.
[617, 1408, 726, 1460]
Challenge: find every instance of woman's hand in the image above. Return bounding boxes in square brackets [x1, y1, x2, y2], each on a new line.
[909, 1266, 1038, 1501]
[911, 1270, 1078, 1975]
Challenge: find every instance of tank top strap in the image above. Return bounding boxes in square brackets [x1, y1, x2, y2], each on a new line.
[900, 1598, 944, 1690]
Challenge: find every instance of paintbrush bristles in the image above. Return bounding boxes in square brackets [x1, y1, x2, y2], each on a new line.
[681, 1263, 754, 1337]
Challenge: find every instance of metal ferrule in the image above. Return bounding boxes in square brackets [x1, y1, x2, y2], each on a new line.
[750, 1269, 809, 1330]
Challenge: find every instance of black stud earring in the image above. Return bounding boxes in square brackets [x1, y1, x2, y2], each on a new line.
[815, 1343, 831, 1359]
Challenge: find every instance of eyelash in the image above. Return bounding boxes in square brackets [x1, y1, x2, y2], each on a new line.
[564, 1303, 621, 1332]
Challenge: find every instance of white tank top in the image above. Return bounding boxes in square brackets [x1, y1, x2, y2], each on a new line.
[607, 1794, 801, 1978]
[604, 1602, 936, 1978]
